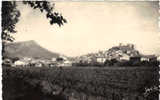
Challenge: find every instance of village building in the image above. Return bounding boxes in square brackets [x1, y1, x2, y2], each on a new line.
[59, 55, 68, 61]
[14, 60, 28, 67]
[2, 58, 12, 66]
[87, 58, 92, 63]
[23, 57, 32, 61]
[140, 55, 157, 62]
[56, 56, 72, 67]
[119, 54, 130, 61]
[51, 57, 57, 62]
[49, 62, 57, 67]
[148, 56, 157, 62]
[157, 56, 160, 62]
[79, 56, 89, 63]
[130, 56, 141, 63]
[62, 60, 72, 66]
[96, 56, 107, 63]
[141, 57, 149, 62]
[35, 62, 43, 67]
[29, 60, 37, 66]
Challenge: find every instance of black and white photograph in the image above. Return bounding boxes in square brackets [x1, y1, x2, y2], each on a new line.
[2, 1, 159, 100]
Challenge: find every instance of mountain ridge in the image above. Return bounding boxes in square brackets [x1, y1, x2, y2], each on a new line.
[4, 40, 60, 59]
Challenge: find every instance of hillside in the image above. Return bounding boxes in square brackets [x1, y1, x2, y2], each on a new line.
[105, 44, 140, 59]
[3, 40, 60, 59]
[75, 43, 140, 62]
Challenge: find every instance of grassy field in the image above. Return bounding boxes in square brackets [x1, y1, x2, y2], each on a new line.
[2, 66, 159, 100]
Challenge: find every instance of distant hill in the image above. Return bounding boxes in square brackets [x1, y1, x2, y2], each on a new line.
[3, 40, 60, 59]
[74, 43, 141, 61]
[105, 44, 140, 59]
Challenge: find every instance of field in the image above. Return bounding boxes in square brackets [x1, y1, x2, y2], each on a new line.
[3, 66, 158, 100]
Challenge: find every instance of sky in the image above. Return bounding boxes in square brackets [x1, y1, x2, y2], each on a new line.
[14, 1, 159, 57]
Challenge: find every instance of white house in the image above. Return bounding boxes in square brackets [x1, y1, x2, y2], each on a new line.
[141, 55, 157, 62]
[56, 60, 72, 67]
[35, 63, 43, 67]
[119, 54, 130, 61]
[23, 57, 32, 61]
[61, 60, 72, 67]
[51, 57, 57, 62]
[96, 57, 106, 63]
[157, 56, 160, 62]
[14, 60, 27, 67]
[141, 57, 149, 62]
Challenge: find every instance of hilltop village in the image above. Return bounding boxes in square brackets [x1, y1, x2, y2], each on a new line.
[3, 42, 160, 67]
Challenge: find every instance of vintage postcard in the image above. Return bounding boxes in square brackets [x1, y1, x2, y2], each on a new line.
[1, 1, 159, 100]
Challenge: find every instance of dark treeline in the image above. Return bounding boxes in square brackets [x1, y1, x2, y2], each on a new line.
[73, 59, 159, 67]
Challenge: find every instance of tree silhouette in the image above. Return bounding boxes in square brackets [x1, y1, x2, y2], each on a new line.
[2, 1, 20, 42]
[2, 1, 67, 58]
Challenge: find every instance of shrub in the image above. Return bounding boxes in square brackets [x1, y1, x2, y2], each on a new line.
[3, 66, 158, 100]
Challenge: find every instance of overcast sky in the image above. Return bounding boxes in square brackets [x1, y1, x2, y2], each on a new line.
[14, 1, 159, 57]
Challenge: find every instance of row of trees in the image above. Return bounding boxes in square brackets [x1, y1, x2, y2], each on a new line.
[73, 59, 159, 67]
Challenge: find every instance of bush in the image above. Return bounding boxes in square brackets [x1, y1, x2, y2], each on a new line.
[3, 66, 158, 100]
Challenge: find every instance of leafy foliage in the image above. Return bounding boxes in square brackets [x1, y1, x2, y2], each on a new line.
[2, 1, 67, 42]
[2, 1, 20, 42]
[23, 1, 67, 26]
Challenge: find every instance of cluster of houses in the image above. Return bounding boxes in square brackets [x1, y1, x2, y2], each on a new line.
[3, 54, 159, 68]
[74, 54, 159, 66]
[3, 43, 160, 67]
[3, 55, 72, 68]
[74, 44, 160, 66]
